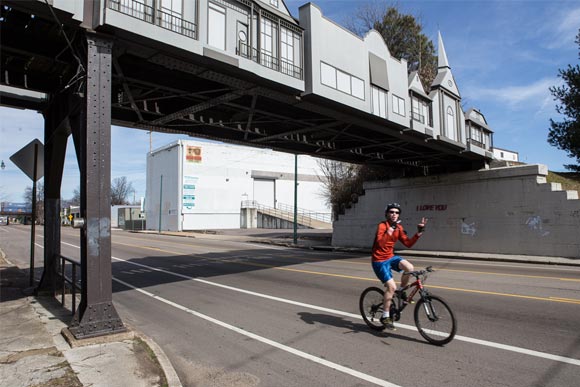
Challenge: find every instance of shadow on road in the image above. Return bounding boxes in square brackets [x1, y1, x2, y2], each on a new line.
[297, 311, 428, 345]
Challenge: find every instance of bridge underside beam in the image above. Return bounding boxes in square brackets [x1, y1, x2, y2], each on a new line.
[0, 4, 486, 176]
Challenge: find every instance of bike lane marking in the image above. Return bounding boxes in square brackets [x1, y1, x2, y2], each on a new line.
[108, 254, 580, 367]
[54, 240, 580, 366]
[112, 276, 400, 387]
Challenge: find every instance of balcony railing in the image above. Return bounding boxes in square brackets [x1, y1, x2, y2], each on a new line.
[412, 111, 425, 124]
[237, 41, 303, 80]
[107, 0, 197, 39]
[468, 138, 486, 149]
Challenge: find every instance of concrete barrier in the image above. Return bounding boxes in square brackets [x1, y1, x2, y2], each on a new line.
[332, 164, 580, 258]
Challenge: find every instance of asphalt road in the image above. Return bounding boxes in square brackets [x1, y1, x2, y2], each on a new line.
[1, 224, 579, 387]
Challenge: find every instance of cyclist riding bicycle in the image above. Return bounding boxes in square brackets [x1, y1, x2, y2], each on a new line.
[371, 203, 427, 330]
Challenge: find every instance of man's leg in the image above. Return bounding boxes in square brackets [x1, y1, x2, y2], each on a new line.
[398, 259, 414, 288]
[382, 278, 397, 327]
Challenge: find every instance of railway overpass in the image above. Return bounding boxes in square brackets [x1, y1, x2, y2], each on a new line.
[0, 0, 493, 338]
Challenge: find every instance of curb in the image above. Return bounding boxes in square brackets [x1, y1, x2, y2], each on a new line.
[132, 328, 183, 387]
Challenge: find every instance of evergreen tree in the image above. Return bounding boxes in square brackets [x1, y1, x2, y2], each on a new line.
[548, 30, 580, 172]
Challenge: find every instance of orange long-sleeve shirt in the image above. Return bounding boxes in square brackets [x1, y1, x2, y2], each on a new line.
[371, 222, 420, 262]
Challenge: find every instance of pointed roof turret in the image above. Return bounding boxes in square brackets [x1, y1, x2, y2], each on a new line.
[431, 31, 460, 98]
[437, 31, 450, 70]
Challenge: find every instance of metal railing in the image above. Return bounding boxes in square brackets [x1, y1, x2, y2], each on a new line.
[468, 138, 486, 149]
[57, 255, 81, 315]
[412, 111, 425, 124]
[237, 41, 303, 80]
[107, 0, 197, 39]
[241, 200, 332, 226]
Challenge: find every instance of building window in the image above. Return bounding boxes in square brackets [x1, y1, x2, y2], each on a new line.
[392, 94, 405, 116]
[446, 106, 456, 141]
[160, 0, 183, 33]
[280, 27, 297, 76]
[411, 96, 429, 124]
[351, 77, 365, 100]
[208, 2, 226, 50]
[260, 17, 278, 69]
[270, 0, 279, 6]
[371, 85, 388, 119]
[321, 62, 336, 88]
[320, 62, 365, 100]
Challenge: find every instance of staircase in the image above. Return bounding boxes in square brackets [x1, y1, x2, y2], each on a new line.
[241, 201, 332, 229]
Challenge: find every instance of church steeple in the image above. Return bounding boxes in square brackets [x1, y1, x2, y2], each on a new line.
[430, 31, 460, 98]
[438, 31, 450, 70]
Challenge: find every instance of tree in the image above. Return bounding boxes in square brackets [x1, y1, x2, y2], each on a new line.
[24, 182, 44, 224]
[318, 160, 400, 218]
[70, 186, 81, 206]
[345, 1, 437, 89]
[548, 29, 580, 172]
[111, 176, 134, 205]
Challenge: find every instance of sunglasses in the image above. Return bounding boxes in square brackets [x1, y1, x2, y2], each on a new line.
[388, 210, 400, 214]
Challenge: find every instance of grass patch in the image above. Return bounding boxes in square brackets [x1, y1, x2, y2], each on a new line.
[547, 172, 580, 193]
[133, 336, 169, 387]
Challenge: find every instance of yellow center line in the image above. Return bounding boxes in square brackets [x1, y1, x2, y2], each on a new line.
[112, 236, 580, 282]
[436, 268, 580, 282]
[112, 240, 580, 305]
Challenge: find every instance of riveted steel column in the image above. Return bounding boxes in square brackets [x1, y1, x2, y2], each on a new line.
[69, 33, 125, 339]
[37, 92, 74, 295]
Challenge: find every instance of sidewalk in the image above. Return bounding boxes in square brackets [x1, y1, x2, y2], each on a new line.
[0, 250, 182, 387]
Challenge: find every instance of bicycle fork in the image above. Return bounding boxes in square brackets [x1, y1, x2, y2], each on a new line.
[419, 290, 440, 322]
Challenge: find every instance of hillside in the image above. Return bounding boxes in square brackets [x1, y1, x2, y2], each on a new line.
[547, 172, 580, 193]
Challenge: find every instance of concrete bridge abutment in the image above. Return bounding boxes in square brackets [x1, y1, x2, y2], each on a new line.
[332, 164, 580, 259]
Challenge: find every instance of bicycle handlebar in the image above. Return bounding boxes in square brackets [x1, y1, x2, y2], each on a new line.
[403, 266, 433, 277]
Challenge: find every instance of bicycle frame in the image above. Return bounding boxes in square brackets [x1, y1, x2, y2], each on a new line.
[391, 271, 431, 321]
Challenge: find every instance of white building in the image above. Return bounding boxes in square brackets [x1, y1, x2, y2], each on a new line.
[493, 147, 519, 162]
[146, 139, 330, 231]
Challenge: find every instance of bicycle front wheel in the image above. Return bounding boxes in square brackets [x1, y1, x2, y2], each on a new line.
[359, 287, 386, 331]
[414, 294, 457, 345]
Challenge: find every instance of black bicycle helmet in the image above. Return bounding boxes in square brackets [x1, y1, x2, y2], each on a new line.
[385, 203, 402, 214]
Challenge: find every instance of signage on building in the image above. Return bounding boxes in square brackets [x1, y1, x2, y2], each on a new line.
[182, 176, 198, 212]
[185, 146, 202, 163]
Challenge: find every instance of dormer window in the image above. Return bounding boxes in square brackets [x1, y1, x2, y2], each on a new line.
[411, 95, 430, 125]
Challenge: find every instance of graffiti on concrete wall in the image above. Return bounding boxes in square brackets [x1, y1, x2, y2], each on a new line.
[525, 215, 550, 237]
[461, 218, 477, 236]
[417, 204, 448, 211]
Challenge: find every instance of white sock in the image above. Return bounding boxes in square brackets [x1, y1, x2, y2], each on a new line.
[382, 311, 389, 318]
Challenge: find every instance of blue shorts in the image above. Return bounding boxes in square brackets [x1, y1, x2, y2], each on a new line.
[372, 256, 404, 283]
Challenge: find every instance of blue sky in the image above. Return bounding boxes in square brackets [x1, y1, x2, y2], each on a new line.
[1, 0, 579, 203]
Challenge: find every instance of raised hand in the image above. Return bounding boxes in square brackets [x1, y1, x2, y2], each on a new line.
[417, 217, 428, 233]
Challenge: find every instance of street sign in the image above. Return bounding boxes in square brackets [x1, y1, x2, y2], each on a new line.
[9, 139, 44, 181]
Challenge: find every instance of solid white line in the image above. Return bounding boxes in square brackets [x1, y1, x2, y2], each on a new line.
[110, 255, 580, 367]
[48, 238, 580, 367]
[112, 276, 399, 387]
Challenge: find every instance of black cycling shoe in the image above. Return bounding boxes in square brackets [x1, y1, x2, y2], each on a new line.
[380, 316, 396, 330]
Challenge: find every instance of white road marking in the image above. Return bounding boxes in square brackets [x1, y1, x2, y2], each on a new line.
[113, 276, 399, 387]
[26, 237, 580, 368]
[110, 255, 580, 367]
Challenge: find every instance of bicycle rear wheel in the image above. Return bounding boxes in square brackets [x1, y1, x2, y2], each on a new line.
[414, 294, 457, 345]
[359, 287, 386, 331]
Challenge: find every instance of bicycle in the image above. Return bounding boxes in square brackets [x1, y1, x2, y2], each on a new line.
[359, 266, 457, 345]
